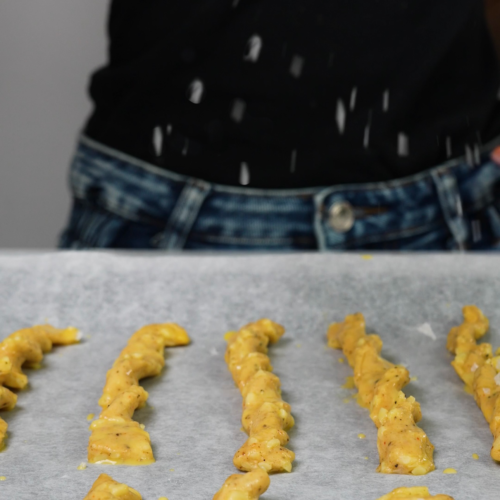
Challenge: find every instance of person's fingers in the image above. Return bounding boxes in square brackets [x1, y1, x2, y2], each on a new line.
[491, 146, 500, 165]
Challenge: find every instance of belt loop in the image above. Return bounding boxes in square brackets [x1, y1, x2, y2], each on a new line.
[431, 170, 468, 250]
[157, 178, 211, 250]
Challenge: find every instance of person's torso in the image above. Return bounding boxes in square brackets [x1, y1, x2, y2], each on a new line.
[85, 0, 500, 188]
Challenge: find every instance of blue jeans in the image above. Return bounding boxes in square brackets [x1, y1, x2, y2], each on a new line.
[59, 135, 500, 251]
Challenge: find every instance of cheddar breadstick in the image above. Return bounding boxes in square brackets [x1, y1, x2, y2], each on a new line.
[225, 319, 295, 473]
[83, 473, 142, 500]
[328, 313, 434, 475]
[213, 468, 270, 500]
[447, 306, 500, 461]
[88, 323, 189, 465]
[377, 487, 454, 500]
[0, 324, 80, 449]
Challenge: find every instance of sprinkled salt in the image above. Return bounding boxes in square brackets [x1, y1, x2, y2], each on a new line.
[483, 388, 491, 395]
[290, 55, 305, 78]
[470, 363, 479, 373]
[416, 323, 437, 341]
[398, 133, 409, 157]
[350, 87, 357, 111]
[239, 162, 250, 186]
[336, 99, 346, 135]
[153, 126, 163, 156]
[187, 79, 204, 104]
[494, 373, 500, 386]
[244, 35, 263, 62]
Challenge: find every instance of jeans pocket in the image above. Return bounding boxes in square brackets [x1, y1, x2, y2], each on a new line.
[58, 199, 129, 249]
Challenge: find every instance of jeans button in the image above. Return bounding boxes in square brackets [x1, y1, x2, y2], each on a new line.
[328, 201, 355, 233]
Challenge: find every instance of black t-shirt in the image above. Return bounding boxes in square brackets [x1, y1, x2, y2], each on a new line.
[85, 0, 500, 188]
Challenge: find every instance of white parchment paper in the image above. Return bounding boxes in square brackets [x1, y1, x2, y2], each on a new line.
[0, 252, 499, 500]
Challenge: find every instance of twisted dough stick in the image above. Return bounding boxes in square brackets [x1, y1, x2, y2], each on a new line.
[88, 323, 190, 465]
[377, 487, 454, 500]
[327, 313, 435, 475]
[0, 324, 80, 450]
[83, 473, 142, 500]
[213, 468, 270, 500]
[446, 305, 500, 460]
[225, 319, 295, 473]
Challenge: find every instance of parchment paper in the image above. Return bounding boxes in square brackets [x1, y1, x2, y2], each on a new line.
[0, 251, 499, 500]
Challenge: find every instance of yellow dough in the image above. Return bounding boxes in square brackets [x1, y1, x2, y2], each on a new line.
[213, 468, 270, 500]
[225, 319, 295, 473]
[447, 306, 500, 461]
[327, 313, 434, 475]
[377, 486, 454, 500]
[83, 473, 142, 500]
[0, 324, 80, 450]
[88, 323, 190, 465]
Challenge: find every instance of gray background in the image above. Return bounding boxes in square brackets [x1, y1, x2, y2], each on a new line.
[0, 1, 108, 248]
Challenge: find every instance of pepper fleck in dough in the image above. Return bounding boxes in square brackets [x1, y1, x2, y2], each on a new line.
[83, 473, 142, 500]
[213, 468, 270, 500]
[447, 305, 500, 461]
[225, 319, 295, 473]
[377, 486, 454, 500]
[327, 313, 435, 475]
[0, 324, 80, 450]
[88, 323, 190, 466]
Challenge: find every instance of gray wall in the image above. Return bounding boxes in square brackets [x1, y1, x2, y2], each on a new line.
[0, 1, 108, 248]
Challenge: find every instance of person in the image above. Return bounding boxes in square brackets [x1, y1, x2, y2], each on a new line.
[60, 0, 500, 251]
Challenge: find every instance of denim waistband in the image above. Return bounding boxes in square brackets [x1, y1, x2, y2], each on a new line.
[70, 134, 500, 250]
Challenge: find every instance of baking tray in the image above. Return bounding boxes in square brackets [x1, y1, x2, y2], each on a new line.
[0, 252, 499, 499]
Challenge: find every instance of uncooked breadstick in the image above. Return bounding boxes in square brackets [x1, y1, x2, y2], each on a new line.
[225, 319, 295, 473]
[447, 305, 500, 461]
[83, 473, 142, 500]
[328, 313, 434, 475]
[213, 468, 270, 500]
[377, 486, 454, 500]
[88, 323, 190, 465]
[0, 324, 80, 450]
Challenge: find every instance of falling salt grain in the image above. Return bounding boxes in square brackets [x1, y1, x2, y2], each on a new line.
[398, 133, 409, 157]
[244, 34, 263, 62]
[166, 124, 173, 136]
[153, 126, 163, 157]
[231, 99, 246, 123]
[383, 90, 390, 112]
[187, 79, 204, 104]
[336, 99, 346, 135]
[239, 162, 250, 186]
[290, 55, 305, 78]
[350, 87, 358, 111]
[290, 149, 297, 173]
[416, 323, 437, 341]
[363, 124, 370, 148]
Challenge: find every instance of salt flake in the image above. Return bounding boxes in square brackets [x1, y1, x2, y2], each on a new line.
[471, 363, 479, 373]
[416, 323, 436, 341]
[483, 388, 491, 395]
[495, 373, 500, 386]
